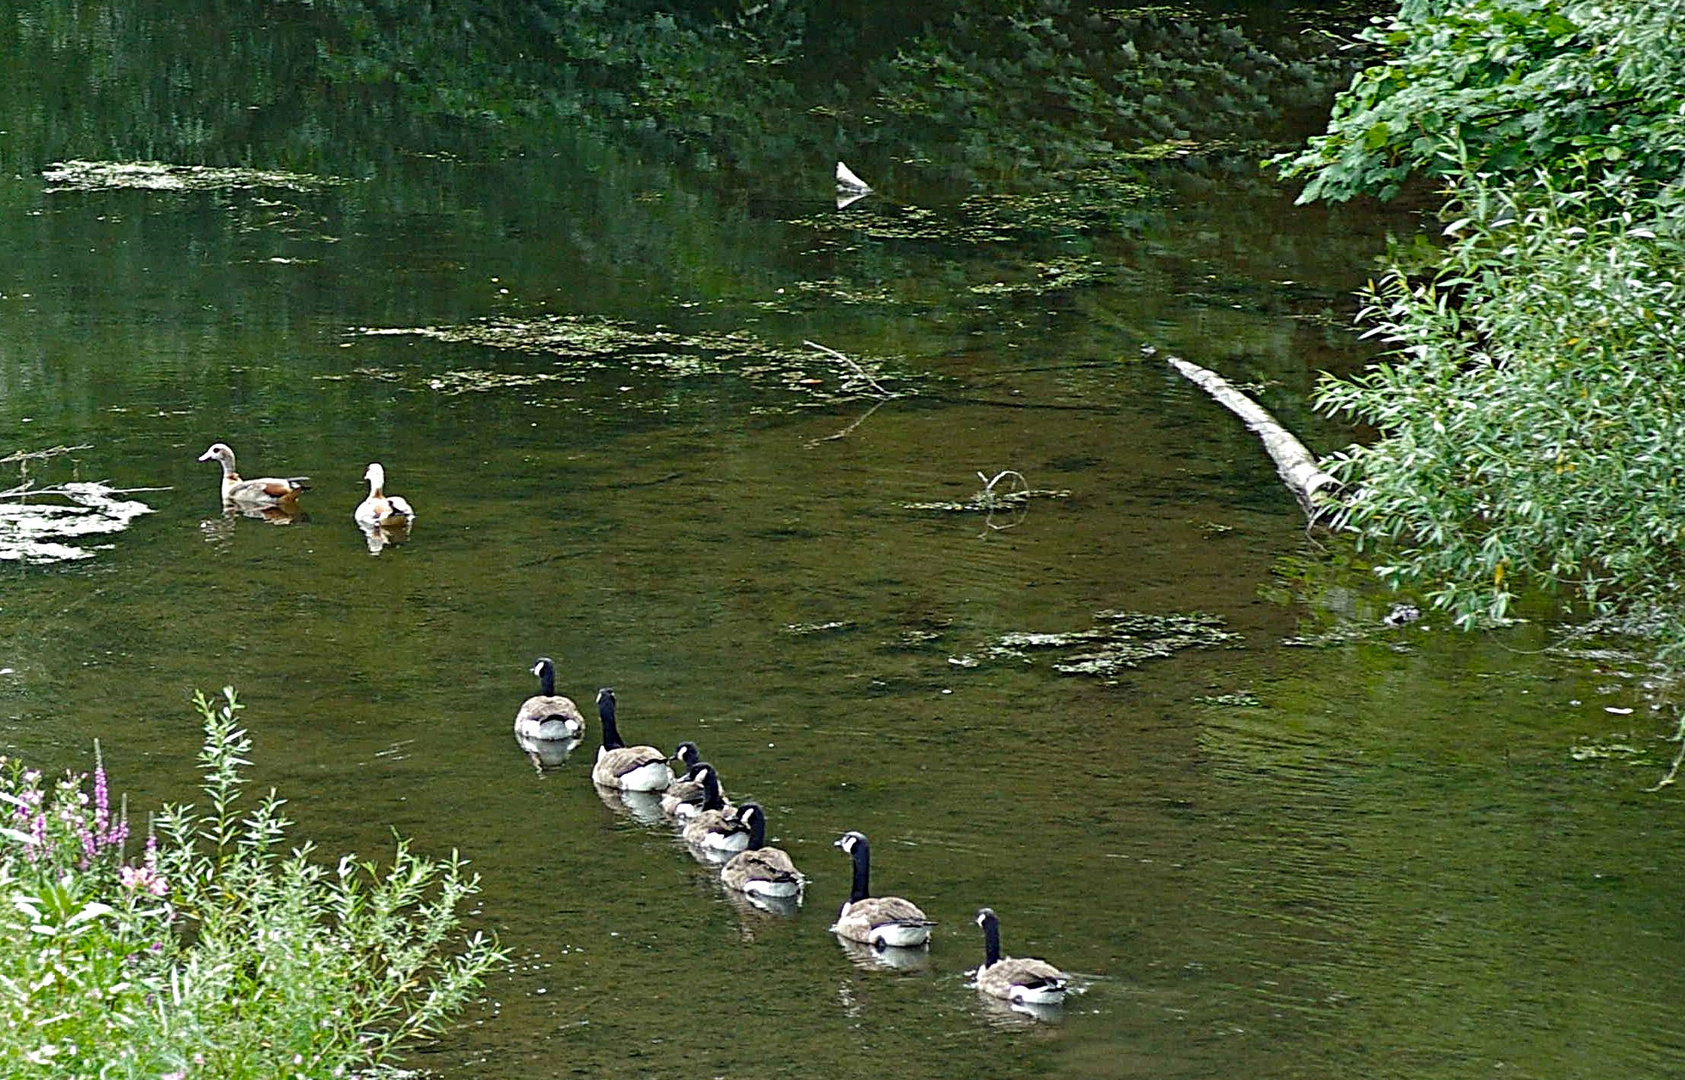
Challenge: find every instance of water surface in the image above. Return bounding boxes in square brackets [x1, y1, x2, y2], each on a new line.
[2, 4, 1683, 1079]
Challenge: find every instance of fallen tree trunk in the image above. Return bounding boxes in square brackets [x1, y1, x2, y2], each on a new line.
[1167, 356, 1341, 521]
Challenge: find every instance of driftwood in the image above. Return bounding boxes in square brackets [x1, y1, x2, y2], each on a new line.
[1167, 356, 1341, 520]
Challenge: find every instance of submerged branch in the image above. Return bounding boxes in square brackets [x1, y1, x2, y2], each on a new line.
[1166, 355, 1341, 521]
[804, 340, 900, 400]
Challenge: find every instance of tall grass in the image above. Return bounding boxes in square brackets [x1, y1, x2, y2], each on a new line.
[0, 688, 506, 1078]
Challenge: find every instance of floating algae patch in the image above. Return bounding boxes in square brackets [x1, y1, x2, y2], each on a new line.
[356, 316, 919, 404]
[0, 483, 157, 563]
[964, 610, 1241, 684]
[753, 279, 906, 312]
[903, 489, 1071, 512]
[969, 256, 1111, 297]
[425, 369, 586, 395]
[790, 169, 1153, 247]
[782, 620, 857, 636]
[43, 160, 349, 193]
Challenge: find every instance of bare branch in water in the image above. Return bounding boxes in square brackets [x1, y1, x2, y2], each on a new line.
[803, 340, 899, 400]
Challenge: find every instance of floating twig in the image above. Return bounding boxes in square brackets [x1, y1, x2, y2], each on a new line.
[803, 340, 899, 400]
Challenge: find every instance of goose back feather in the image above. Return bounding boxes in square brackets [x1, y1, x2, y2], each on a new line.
[514, 657, 584, 741]
[719, 803, 804, 898]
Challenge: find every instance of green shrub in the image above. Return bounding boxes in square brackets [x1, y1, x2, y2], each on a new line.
[0, 688, 505, 1079]
[1316, 169, 1685, 649]
[1272, 0, 1685, 204]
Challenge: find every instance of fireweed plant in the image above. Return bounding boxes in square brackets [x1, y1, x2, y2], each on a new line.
[0, 688, 505, 1079]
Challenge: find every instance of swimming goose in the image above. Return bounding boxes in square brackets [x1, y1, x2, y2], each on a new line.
[197, 443, 309, 506]
[513, 657, 585, 741]
[830, 831, 934, 948]
[354, 463, 415, 528]
[661, 742, 727, 819]
[679, 765, 750, 855]
[590, 688, 673, 791]
[972, 907, 1069, 1005]
[719, 803, 804, 899]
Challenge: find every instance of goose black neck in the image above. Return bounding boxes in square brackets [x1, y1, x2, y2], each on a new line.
[537, 661, 556, 698]
[597, 690, 623, 750]
[980, 913, 1002, 967]
[848, 839, 872, 904]
[700, 768, 725, 811]
[742, 805, 766, 849]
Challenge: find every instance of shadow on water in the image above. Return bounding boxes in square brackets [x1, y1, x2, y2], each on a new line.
[1, 1, 1684, 1078]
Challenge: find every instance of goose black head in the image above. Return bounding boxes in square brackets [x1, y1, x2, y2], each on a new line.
[834, 830, 868, 854]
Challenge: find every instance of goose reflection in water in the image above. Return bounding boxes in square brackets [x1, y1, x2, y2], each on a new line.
[833, 935, 934, 973]
[974, 994, 1065, 1030]
[721, 886, 801, 922]
[593, 783, 665, 827]
[359, 520, 410, 554]
[516, 731, 581, 773]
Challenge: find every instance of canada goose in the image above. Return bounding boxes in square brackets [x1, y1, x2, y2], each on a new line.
[354, 463, 415, 528]
[590, 688, 673, 791]
[972, 908, 1069, 1005]
[679, 765, 750, 855]
[197, 443, 309, 506]
[719, 803, 804, 899]
[661, 742, 726, 819]
[513, 658, 584, 741]
[830, 831, 934, 948]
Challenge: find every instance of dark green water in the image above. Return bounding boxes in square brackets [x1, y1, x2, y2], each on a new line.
[3, 3, 1685, 1078]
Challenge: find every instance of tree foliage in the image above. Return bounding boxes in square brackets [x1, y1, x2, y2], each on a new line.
[1289, 0, 1685, 655]
[1274, 0, 1685, 204]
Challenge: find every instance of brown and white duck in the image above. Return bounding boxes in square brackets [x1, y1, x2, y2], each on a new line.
[354, 463, 415, 529]
[198, 442, 309, 506]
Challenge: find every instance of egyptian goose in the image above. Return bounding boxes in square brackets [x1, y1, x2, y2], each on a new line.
[197, 443, 309, 506]
[354, 463, 415, 528]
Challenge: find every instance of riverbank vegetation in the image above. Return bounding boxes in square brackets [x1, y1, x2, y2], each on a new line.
[0, 689, 503, 1078]
[1275, 0, 1685, 660]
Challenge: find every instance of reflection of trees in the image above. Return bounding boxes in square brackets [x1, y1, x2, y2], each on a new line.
[0, 0, 1364, 208]
[320, 0, 1358, 182]
[0, 0, 1358, 180]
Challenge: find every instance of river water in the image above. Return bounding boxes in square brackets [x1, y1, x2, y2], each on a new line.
[2, 3, 1683, 1078]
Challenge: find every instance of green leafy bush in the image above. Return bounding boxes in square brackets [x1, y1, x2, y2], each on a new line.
[1317, 168, 1685, 646]
[0, 688, 505, 1079]
[1273, 0, 1685, 203]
